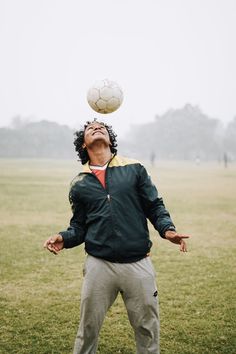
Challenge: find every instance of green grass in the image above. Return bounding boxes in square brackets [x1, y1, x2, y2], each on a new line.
[0, 159, 235, 354]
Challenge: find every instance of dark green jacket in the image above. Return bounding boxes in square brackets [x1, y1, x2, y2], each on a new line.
[59, 155, 175, 263]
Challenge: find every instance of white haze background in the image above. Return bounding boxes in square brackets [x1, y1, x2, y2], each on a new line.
[0, 0, 236, 137]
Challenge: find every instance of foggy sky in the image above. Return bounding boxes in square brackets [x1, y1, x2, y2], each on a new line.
[0, 0, 236, 137]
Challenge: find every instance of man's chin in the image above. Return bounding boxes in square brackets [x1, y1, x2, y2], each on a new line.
[90, 136, 110, 146]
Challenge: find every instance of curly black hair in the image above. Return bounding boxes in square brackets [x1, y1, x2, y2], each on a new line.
[74, 119, 118, 164]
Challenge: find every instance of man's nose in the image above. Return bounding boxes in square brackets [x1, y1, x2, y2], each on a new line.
[94, 126, 102, 131]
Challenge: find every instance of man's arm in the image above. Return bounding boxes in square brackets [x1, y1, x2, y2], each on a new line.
[44, 184, 87, 254]
[138, 164, 190, 251]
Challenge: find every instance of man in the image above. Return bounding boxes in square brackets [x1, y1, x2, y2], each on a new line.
[44, 120, 189, 354]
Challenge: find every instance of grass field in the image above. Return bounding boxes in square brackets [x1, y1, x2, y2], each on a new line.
[0, 158, 235, 354]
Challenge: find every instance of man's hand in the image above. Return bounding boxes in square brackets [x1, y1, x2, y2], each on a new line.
[164, 230, 190, 252]
[43, 234, 64, 255]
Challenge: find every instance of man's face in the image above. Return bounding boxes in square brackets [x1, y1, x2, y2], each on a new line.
[83, 122, 111, 148]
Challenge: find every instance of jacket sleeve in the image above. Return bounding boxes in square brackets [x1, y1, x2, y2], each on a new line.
[138, 164, 176, 238]
[59, 184, 87, 248]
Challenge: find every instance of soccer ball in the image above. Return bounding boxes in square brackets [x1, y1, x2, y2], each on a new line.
[87, 79, 123, 114]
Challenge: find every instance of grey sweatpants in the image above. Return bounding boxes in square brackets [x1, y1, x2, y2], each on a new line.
[73, 255, 160, 354]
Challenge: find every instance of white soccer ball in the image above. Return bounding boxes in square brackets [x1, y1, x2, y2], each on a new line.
[87, 79, 123, 114]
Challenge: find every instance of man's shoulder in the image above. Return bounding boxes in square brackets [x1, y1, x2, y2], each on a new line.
[70, 173, 87, 189]
[110, 154, 142, 168]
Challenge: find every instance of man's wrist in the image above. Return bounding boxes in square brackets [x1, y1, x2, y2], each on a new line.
[163, 226, 176, 238]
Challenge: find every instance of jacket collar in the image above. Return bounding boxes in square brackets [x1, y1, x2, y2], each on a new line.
[82, 154, 116, 173]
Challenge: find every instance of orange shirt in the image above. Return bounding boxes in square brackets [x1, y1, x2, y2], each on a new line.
[90, 164, 107, 189]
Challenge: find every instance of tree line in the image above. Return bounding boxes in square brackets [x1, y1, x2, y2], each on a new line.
[0, 105, 235, 162]
[122, 104, 236, 163]
[0, 118, 76, 159]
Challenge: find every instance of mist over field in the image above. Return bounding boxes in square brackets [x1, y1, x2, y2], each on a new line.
[0, 104, 236, 164]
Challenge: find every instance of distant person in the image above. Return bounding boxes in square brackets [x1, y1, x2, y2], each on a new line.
[223, 152, 228, 168]
[44, 119, 190, 354]
[150, 151, 156, 167]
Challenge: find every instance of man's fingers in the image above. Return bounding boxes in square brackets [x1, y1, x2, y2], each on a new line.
[43, 238, 57, 253]
[43, 234, 64, 255]
[43, 236, 58, 248]
[179, 234, 190, 239]
[46, 243, 53, 251]
[43, 239, 50, 248]
[180, 240, 187, 252]
[47, 243, 58, 255]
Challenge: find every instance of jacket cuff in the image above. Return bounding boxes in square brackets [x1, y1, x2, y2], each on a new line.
[161, 226, 176, 239]
[59, 231, 76, 248]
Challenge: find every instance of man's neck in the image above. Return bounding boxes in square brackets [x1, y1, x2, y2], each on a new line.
[88, 146, 112, 166]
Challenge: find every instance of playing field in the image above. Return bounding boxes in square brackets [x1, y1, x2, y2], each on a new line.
[0, 159, 235, 354]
